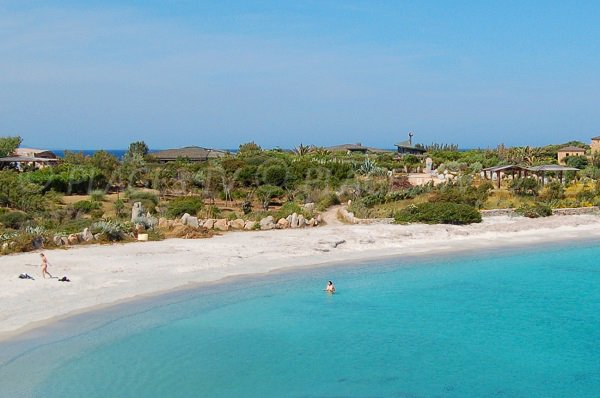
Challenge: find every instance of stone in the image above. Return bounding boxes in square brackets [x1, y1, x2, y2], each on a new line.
[316, 214, 322, 223]
[93, 233, 102, 240]
[290, 212, 299, 228]
[67, 234, 80, 245]
[244, 220, 257, 230]
[61, 237, 69, 246]
[53, 235, 63, 246]
[259, 216, 275, 230]
[307, 218, 315, 227]
[286, 214, 293, 224]
[297, 215, 305, 228]
[203, 219, 215, 229]
[158, 217, 169, 228]
[214, 219, 229, 231]
[2, 242, 9, 252]
[230, 219, 245, 230]
[181, 213, 191, 225]
[131, 202, 144, 222]
[186, 216, 199, 229]
[82, 227, 94, 242]
[425, 157, 433, 173]
[277, 218, 290, 228]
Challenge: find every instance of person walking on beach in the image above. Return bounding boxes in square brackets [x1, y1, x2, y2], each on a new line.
[325, 280, 335, 293]
[40, 253, 53, 279]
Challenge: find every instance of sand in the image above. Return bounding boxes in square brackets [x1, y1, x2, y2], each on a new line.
[2, 214, 600, 338]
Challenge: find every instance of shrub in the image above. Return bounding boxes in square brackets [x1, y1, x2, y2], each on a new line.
[316, 192, 340, 211]
[73, 200, 101, 214]
[126, 190, 159, 206]
[541, 181, 565, 202]
[0, 211, 31, 229]
[256, 185, 284, 210]
[114, 199, 125, 218]
[395, 202, 482, 225]
[90, 189, 106, 202]
[91, 220, 129, 241]
[510, 177, 540, 196]
[515, 203, 552, 218]
[166, 196, 204, 218]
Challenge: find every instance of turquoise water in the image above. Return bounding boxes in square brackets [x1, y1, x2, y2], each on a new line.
[1, 242, 600, 397]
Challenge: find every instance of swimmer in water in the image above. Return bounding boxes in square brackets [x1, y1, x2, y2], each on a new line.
[325, 280, 335, 293]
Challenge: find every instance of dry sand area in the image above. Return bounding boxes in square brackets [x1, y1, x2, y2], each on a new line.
[2, 214, 600, 338]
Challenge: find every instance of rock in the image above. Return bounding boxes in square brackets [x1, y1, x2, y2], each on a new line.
[302, 202, 316, 212]
[158, 217, 169, 228]
[61, 237, 69, 246]
[93, 233, 102, 240]
[67, 234, 80, 245]
[186, 216, 199, 229]
[230, 219, 245, 230]
[214, 219, 229, 231]
[53, 235, 63, 246]
[298, 215, 305, 228]
[259, 216, 275, 230]
[291, 213, 299, 228]
[82, 228, 94, 242]
[181, 213, 191, 225]
[1, 242, 9, 252]
[286, 214, 293, 224]
[131, 202, 144, 222]
[277, 218, 290, 228]
[203, 219, 215, 229]
[244, 220, 257, 230]
[307, 218, 315, 227]
[316, 214, 322, 223]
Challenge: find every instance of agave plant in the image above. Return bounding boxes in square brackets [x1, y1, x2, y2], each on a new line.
[91, 220, 128, 241]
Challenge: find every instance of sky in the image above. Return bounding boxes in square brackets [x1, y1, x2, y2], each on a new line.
[1, 0, 600, 150]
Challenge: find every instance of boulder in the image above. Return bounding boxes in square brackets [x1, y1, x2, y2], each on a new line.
[277, 218, 290, 228]
[297, 215, 306, 228]
[307, 218, 315, 227]
[186, 216, 200, 229]
[244, 220, 257, 230]
[181, 213, 191, 225]
[286, 214, 293, 224]
[290, 213, 299, 228]
[53, 235, 63, 246]
[214, 219, 229, 231]
[230, 219, 245, 230]
[131, 202, 144, 222]
[1, 242, 9, 252]
[82, 228, 94, 242]
[203, 219, 215, 229]
[259, 216, 275, 230]
[61, 237, 69, 246]
[93, 233, 102, 241]
[316, 214, 322, 223]
[158, 217, 169, 228]
[67, 234, 80, 245]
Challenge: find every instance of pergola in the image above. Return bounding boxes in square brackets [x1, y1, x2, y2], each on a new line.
[482, 164, 579, 188]
[0, 156, 59, 170]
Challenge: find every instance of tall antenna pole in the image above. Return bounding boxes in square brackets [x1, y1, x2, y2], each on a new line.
[408, 131, 414, 146]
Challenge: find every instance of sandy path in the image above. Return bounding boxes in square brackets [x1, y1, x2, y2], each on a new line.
[1, 214, 600, 338]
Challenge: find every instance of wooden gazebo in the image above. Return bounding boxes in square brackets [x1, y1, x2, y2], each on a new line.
[482, 164, 579, 188]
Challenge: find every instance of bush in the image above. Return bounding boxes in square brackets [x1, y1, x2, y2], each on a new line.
[515, 203, 552, 218]
[126, 190, 159, 206]
[256, 185, 284, 210]
[0, 211, 31, 229]
[73, 200, 101, 214]
[395, 202, 482, 225]
[91, 220, 129, 241]
[90, 189, 106, 202]
[316, 192, 340, 211]
[510, 177, 540, 196]
[272, 202, 313, 220]
[166, 196, 204, 218]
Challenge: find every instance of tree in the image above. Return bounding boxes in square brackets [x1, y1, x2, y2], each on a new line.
[565, 155, 588, 170]
[238, 142, 262, 157]
[255, 185, 284, 210]
[0, 136, 22, 157]
[126, 141, 149, 158]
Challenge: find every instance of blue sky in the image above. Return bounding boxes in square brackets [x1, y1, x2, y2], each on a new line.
[1, 1, 599, 150]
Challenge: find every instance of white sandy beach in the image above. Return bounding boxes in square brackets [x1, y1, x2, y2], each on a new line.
[1, 214, 600, 338]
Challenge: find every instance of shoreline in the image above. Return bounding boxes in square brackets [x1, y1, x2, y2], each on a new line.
[2, 214, 600, 342]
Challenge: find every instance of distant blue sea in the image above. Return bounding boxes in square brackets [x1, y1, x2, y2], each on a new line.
[51, 149, 238, 159]
[1, 242, 599, 397]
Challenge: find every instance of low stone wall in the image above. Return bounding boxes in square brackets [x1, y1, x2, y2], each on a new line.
[481, 207, 600, 217]
[481, 209, 517, 217]
[551, 206, 599, 216]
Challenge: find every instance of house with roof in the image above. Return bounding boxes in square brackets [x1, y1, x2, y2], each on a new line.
[395, 132, 427, 156]
[0, 147, 58, 170]
[557, 146, 585, 165]
[152, 146, 227, 163]
[325, 143, 392, 155]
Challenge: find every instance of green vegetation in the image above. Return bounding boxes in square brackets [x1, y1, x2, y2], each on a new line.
[166, 196, 204, 218]
[3, 135, 600, 255]
[395, 202, 482, 225]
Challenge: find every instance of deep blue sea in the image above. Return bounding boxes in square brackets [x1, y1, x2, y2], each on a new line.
[1, 242, 599, 397]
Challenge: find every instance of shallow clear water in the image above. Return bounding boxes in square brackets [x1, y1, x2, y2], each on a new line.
[1, 242, 600, 397]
